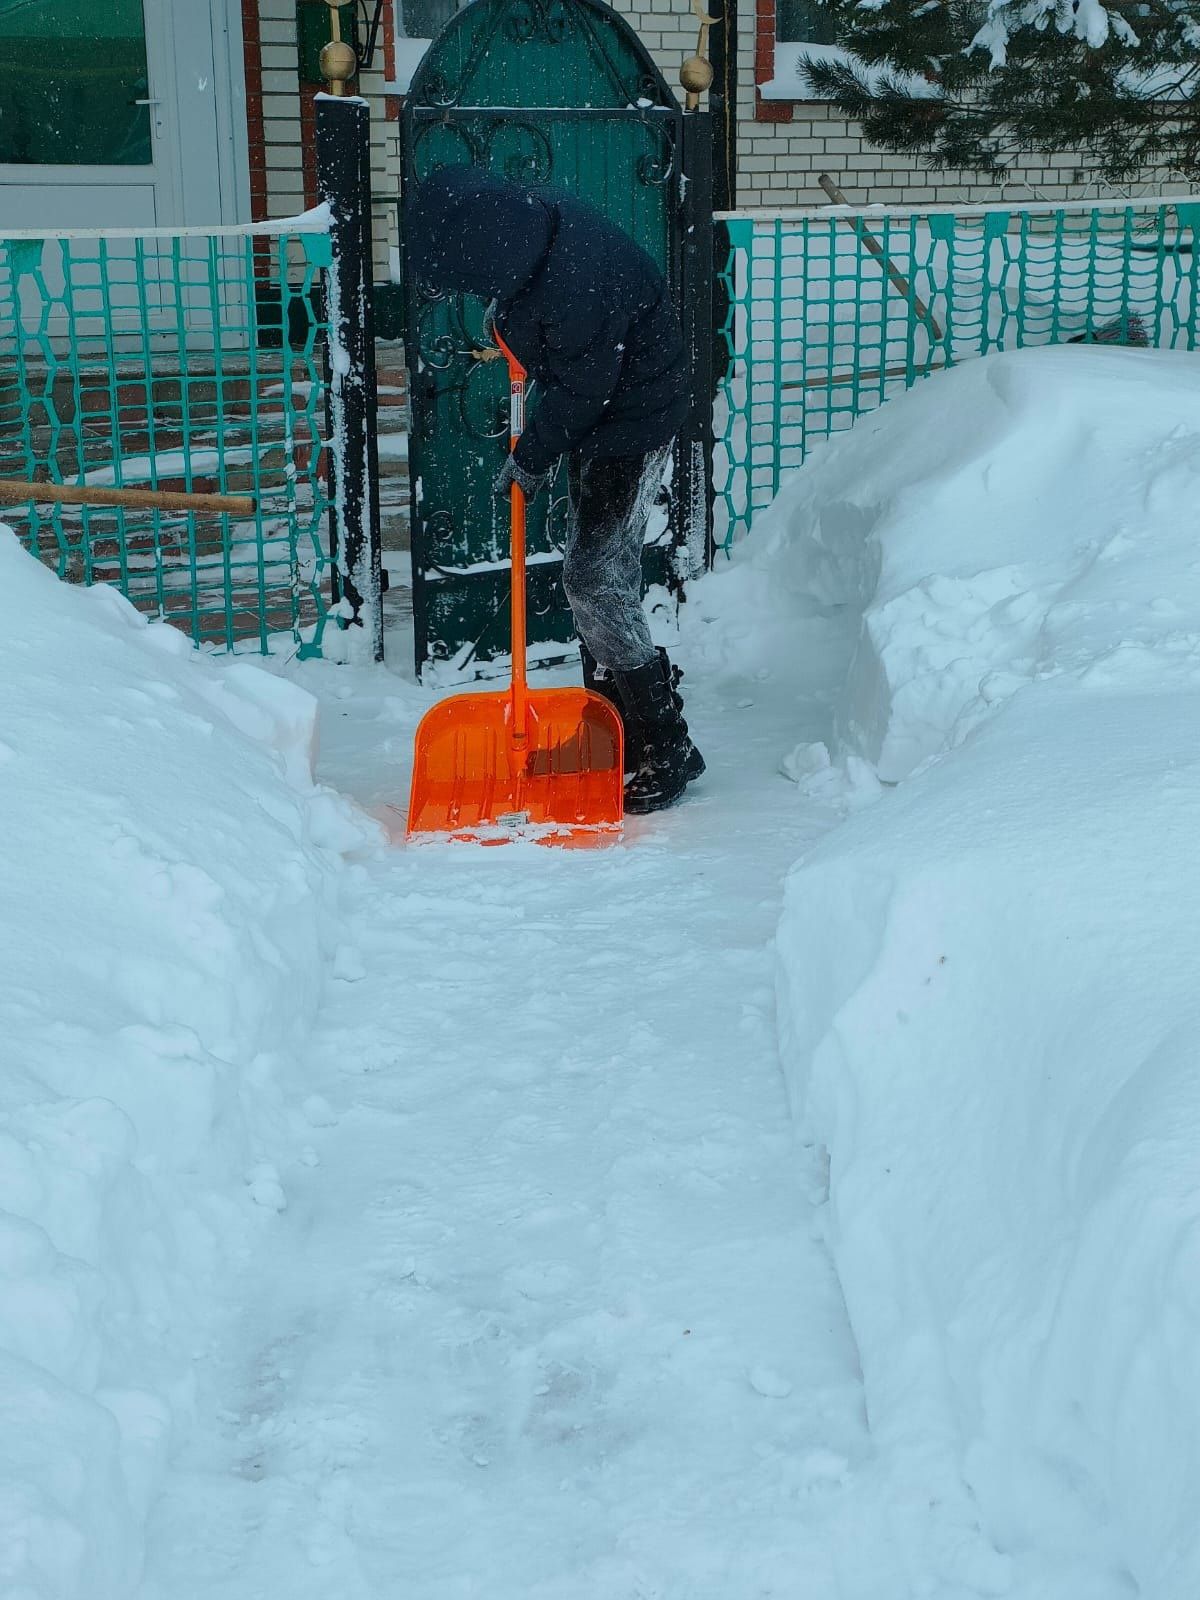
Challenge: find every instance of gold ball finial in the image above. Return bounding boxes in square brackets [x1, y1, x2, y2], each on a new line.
[680, 55, 714, 94]
[681, 1, 719, 110]
[320, 38, 357, 92]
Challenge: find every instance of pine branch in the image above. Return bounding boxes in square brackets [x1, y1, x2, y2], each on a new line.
[799, 0, 1200, 184]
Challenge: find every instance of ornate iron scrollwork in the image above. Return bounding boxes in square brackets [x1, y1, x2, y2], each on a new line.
[409, 0, 679, 110]
[419, 70, 456, 110]
[504, 0, 538, 42]
[410, 118, 482, 170]
[638, 149, 675, 187]
[460, 358, 510, 442]
[500, 0, 570, 44]
[415, 285, 468, 359]
[542, 482, 572, 553]
[482, 118, 555, 185]
[544, 0, 569, 43]
[424, 509, 457, 550]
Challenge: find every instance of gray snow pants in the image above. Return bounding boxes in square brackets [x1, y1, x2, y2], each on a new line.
[562, 442, 672, 673]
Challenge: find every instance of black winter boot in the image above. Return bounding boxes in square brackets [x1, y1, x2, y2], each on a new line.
[581, 640, 640, 774]
[581, 643, 685, 777]
[614, 653, 705, 815]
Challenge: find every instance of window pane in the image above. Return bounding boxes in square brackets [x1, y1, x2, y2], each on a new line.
[776, 0, 839, 44]
[0, 0, 152, 166]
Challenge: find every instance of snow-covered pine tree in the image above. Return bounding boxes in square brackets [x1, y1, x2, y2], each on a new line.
[799, 0, 1200, 184]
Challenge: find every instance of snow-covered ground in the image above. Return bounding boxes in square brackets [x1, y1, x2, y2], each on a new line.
[0, 534, 373, 1597]
[732, 344, 1200, 1596]
[5, 512, 901, 1598]
[133, 650, 898, 1599]
[6, 341, 1200, 1599]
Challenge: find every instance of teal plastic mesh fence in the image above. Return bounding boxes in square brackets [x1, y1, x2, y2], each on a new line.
[0, 217, 336, 654]
[715, 198, 1200, 551]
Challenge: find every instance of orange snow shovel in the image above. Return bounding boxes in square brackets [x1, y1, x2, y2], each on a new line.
[406, 336, 623, 845]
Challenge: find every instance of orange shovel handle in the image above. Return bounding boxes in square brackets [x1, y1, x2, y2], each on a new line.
[494, 329, 529, 746]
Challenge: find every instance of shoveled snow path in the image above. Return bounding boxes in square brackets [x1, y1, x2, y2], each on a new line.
[138, 660, 884, 1598]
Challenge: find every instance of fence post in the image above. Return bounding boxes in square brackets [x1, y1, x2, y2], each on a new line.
[315, 91, 385, 663]
[679, 109, 716, 576]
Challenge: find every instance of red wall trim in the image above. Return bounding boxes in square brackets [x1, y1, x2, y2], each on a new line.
[241, 0, 270, 220]
[382, 0, 402, 120]
[754, 0, 794, 120]
[755, 0, 776, 83]
[300, 84, 319, 210]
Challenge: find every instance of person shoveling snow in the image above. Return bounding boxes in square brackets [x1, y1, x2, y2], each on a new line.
[404, 166, 705, 814]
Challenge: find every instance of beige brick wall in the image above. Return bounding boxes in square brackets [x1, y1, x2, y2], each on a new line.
[257, 0, 305, 218]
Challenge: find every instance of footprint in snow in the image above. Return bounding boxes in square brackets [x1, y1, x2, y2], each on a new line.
[506, 1260, 580, 1301]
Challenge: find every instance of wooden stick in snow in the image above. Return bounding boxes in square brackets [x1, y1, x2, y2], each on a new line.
[818, 173, 944, 343]
[0, 478, 257, 517]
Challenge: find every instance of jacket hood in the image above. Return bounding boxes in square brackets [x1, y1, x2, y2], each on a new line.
[404, 167, 554, 299]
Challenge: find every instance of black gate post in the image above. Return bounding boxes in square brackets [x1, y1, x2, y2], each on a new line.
[709, 0, 737, 214]
[679, 109, 716, 576]
[315, 91, 385, 663]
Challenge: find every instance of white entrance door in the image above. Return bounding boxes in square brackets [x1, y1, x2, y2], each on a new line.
[0, 0, 247, 232]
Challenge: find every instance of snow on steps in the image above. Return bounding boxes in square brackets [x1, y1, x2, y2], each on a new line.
[0, 527, 375, 1599]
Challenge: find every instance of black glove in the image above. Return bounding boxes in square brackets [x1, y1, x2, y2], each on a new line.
[494, 454, 548, 501]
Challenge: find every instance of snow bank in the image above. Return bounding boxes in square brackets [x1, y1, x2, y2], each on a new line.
[726, 345, 1200, 783]
[0, 531, 370, 1598]
[721, 349, 1200, 1593]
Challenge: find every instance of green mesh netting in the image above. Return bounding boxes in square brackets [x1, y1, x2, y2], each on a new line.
[0, 225, 336, 655]
[715, 200, 1200, 551]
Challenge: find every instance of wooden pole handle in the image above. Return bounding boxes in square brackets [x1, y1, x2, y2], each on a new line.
[819, 173, 944, 343]
[788, 359, 948, 392]
[0, 478, 257, 517]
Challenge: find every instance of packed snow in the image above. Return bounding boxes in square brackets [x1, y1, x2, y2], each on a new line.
[133, 614, 889, 1598]
[6, 340, 1200, 1599]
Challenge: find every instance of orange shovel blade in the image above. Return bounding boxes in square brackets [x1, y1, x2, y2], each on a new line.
[406, 687, 624, 843]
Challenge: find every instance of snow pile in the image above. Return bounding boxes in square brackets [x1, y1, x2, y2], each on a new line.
[721, 348, 1200, 1593]
[0, 531, 370, 1599]
[719, 346, 1200, 781]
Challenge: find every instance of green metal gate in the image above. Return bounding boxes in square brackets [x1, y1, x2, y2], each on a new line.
[402, 0, 701, 679]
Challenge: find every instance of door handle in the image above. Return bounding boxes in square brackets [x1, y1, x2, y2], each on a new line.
[131, 98, 162, 106]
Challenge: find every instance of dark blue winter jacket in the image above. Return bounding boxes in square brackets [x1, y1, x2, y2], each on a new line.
[404, 167, 688, 477]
